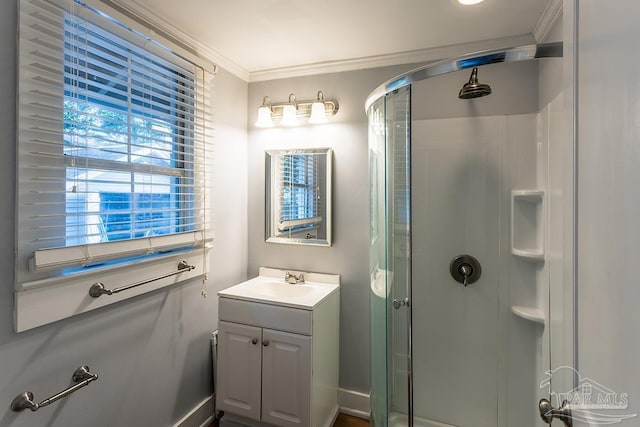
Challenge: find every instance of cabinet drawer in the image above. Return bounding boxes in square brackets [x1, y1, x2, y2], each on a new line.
[219, 297, 313, 335]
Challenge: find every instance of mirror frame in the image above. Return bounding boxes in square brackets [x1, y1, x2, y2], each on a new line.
[265, 148, 333, 246]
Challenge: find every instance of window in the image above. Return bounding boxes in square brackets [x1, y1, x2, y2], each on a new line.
[15, 0, 213, 331]
[63, 17, 195, 246]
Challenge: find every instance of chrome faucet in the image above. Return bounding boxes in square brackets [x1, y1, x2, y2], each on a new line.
[285, 272, 305, 284]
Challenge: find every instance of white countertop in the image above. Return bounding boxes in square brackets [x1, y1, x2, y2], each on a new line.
[218, 267, 340, 310]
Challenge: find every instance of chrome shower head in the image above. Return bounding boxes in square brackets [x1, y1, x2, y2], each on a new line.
[458, 67, 492, 99]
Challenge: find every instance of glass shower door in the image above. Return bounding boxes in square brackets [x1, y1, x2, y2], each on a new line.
[369, 86, 412, 427]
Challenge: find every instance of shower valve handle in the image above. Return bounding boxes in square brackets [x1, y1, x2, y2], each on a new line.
[450, 255, 482, 287]
[459, 264, 473, 286]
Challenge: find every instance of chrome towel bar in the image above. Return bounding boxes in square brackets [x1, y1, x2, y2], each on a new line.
[11, 366, 98, 412]
[89, 260, 195, 298]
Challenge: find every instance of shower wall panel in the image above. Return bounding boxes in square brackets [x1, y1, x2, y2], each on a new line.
[411, 115, 503, 427]
[504, 111, 548, 427]
[409, 114, 537, 427]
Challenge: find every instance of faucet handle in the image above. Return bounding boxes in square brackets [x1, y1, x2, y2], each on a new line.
[284, 271, 305, 284]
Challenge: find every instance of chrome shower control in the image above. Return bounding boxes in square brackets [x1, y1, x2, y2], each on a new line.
[392, 298, 410, 309]
[449, 254, 482, 287]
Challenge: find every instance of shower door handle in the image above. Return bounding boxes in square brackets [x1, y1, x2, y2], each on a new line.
[392, 298, 409, 309]
[539, 399, 573, 426]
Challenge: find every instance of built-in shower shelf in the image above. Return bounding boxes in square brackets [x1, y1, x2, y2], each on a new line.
[511, 249, 545, 261]
[511, 306, 545, 325]
[511, 190, 544, 202]
[511, 190, 545, 262]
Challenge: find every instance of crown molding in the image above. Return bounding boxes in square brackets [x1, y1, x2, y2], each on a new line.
[533, 0, 563, 42]
[248, 34, 536, 83]
[98, 0, 554, 83]
[100, 0, 250, 80]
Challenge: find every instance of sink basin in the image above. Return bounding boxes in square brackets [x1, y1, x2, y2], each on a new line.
[218, 267, 340, 310]
[254, 281, 316, 299]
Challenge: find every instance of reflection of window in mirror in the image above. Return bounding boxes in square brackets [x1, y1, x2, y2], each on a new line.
[278, 153, 323, 236]
[266, 148, 332, 246]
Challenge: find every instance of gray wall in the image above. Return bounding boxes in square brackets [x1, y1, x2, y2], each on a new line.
[247, 65, 410, 393]
[0, 2, 248, 426]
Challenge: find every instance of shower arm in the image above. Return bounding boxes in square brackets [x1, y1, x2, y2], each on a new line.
[365, 42, 563, 111]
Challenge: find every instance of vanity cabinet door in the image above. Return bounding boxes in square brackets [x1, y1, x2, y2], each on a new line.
[261, 329, 312, 427]
[216, 321, 263, 421]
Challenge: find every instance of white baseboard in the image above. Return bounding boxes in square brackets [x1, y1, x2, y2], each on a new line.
[176, 389, 368, 426]
[338, 388, 371, 420]
[220, 407, 339, 427]
[174, 395, 215, 427]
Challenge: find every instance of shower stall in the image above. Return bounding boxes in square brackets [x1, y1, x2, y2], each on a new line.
[367, 43, 572, 427]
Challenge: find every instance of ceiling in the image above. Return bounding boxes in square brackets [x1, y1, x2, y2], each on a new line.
[128, 0, 556, 80]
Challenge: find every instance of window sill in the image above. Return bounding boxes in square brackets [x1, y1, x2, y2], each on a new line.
[14, 248, 208, 332]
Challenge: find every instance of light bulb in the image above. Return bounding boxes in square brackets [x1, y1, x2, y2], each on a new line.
[281, 96, 298, 126]
[309, 91, 329, 124]
[255, 105, 274, 127]
[309, 101, 328, 124]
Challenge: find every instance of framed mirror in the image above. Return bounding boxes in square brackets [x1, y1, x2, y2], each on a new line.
[265, 148, 332, 246]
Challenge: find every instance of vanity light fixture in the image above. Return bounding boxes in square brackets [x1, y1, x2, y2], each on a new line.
[255, 96, 274, 127]
[255, 91, 339, 127]
[458, 0, 485, 4]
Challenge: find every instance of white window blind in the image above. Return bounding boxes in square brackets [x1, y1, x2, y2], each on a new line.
[17, 0, 213, 285]
[277, 153, 323, 233]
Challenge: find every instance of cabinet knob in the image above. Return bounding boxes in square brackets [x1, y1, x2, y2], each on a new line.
[262, 340, 270, 347]
[251, 338, 258, 345]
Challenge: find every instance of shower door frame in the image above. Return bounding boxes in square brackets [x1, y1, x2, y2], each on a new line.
[368, 86, 413, 427]
[367, 41, 566, 427]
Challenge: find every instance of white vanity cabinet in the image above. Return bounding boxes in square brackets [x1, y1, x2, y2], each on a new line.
[216, 321, 263, 421]
[216, 267, 340, 427]
[261, 329, 312, 426]
[217, 320, 312, 426]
